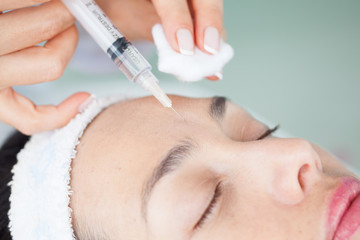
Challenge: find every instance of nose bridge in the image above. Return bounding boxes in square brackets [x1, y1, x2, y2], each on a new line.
[228, 138, 323, 205]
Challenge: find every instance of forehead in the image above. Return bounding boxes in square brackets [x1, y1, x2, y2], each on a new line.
[120, 95, 213, 122]
[84, 95, 255, 160]
[102, 96, 219, 141]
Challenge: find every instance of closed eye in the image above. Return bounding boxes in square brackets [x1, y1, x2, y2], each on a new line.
[194, 182, 223, 230]
[257, 125, 279, 140]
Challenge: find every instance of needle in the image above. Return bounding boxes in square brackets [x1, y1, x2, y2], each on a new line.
[171, 107, 185, 121]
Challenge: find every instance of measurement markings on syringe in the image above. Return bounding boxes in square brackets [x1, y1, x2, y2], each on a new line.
[84, 0, 120, 38]
[91, 9, 121, 39]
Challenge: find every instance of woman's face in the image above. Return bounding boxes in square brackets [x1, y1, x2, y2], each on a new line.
[70, 96, 360, 240]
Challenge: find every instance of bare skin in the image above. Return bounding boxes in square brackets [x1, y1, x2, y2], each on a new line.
[70, 96, 359, 239]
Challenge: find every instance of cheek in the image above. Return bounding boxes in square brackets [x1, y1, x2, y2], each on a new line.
[313, 144, 357, 178]
[206, 189, 324, 240]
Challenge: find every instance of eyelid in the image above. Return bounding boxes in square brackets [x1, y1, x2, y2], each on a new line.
[194, 182, 223, 230]
[257, 125, 280, 140]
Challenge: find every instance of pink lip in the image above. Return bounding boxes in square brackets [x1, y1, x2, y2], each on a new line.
[327, 177, 360, 240]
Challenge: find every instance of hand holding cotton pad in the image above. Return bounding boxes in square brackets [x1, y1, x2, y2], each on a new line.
[152, 24, 234, 82]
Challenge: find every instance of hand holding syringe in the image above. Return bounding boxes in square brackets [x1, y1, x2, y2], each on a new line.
[61, 0, 188, 119]
[0, 0, 223, 134]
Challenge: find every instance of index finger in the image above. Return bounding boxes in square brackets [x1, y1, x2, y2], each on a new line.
[0, 88, 91, 135]
[192, 0, 223, 54]
[0, 0, 50, 11]
[152, 0, 195, 54]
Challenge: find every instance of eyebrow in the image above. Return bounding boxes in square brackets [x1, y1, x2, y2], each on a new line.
[141, 96, 228, 220]
[141, 139, 197, 220]
[209, 96, 228, 120]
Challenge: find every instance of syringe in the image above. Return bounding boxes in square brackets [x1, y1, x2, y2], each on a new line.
[61, 0, 183, 119]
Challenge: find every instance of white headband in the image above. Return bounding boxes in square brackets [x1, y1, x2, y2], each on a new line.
[7, 95, 125, 240]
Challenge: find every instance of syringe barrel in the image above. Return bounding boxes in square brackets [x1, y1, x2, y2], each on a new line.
[108, 40, 152, 81]
[61, 0, 152, 81]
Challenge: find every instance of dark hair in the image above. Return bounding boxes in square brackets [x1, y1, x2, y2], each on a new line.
[0, 131, 29, 240]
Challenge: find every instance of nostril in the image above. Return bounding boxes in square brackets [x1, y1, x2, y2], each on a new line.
[298, 164, 310, 191]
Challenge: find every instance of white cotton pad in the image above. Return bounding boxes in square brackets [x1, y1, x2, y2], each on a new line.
[152, 24, 234, 82]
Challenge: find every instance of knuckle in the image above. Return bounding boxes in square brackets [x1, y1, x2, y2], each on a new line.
[18, 123, 36, 136]
[39, 10, 64, 40]
[193, 2, 223, 22]
[19, 128, 33, 136]
[43, 54, 66, 81]
[199, 8, 223, 21]
[163, 11, 192, 25]
[40, 21, 61, 40]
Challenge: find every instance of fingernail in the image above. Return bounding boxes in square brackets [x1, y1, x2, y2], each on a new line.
[78, 95, 95, 113]
[176, 28, 194, 55]
[215, 72, 223, 80]
[204, 27, 220, 55]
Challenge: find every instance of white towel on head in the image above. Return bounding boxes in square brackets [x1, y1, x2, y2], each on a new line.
[8, 95, 125, 240]
[152, 24, 234, 82]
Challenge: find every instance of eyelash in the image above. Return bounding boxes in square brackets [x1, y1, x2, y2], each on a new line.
[257, 125, 280, 140]
[194, 182, 223, 229]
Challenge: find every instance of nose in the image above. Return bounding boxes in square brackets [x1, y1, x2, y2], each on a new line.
[230, 138, 323, 205]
